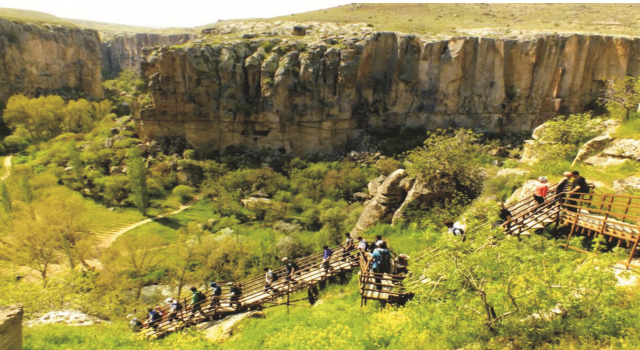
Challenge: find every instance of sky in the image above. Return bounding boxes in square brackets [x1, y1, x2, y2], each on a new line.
[0, 0, 353, 28]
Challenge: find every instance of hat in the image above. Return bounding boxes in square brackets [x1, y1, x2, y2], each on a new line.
[281, 257, 289, 261]
[209, 281, 217, 287]
[538, 176, 547, 182]
[132, 317, 139, 322]
[165, 298, 173, 304]
[227, 282, 234, 286]
[563, 171, 572, 177]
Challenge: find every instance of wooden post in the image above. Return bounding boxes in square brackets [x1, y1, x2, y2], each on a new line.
[287, 279, 290, 314]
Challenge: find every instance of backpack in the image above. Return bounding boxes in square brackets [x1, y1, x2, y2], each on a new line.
[271, 271, 279, 281]
[195, 291, 206, 303]
[172, 301, 182, 311]
[213, 286, 222, 296]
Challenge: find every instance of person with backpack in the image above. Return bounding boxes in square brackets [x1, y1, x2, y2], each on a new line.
[146, 307, 162, 330]
[282, 257, 299, 283]
[444, 220, 465, 237]
[129, 316, 143, 332]
[369, 241, 391, 291]
[228, 282, 243, 309]
[322, 245, 333, 273]
[166, 298, 183, 323]
[209, 282, 222, 311]
[264, 267, 278, 292]
[344, 233, 354, 252]
[189, 287, 206, 319]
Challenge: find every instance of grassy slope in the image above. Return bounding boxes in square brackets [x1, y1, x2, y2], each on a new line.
[5, 4, 640, 38]
[268, 3, 640, 37]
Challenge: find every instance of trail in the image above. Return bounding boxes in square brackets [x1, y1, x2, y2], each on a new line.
[99, 198, 200, 248]
[1, 155, 12, 180]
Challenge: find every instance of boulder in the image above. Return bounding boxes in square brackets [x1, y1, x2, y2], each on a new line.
[25, 310, 106, 327]
[391, 178, 456, 225]
[505, 180, 538, 207]
[613, 177, 640, 194]
[104, 138, 114, 149]
[292, 26, 306, 36]
[241, 197, 271, 209]
[0, 304, 23, 350]
[602, 139, 640, 160]
[367, 175, 386, 197]
[531, 123, 547, 140]
[352, 192, 371, 201]
[520, 140, 538, 164]
[352, 170, 406, 233]
[203, 311, 265, 344]
[572, 133, 615, 166]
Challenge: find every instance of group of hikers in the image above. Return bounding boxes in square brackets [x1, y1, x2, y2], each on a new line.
[446, 170, 591, 236]
[132, 233, 410, 333]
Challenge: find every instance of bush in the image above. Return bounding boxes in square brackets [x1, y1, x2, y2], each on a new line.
[172, 185, 195, 202]
[376, 158, 402, 176]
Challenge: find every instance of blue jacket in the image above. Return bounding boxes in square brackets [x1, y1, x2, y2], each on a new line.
[371, 248, 389, 270]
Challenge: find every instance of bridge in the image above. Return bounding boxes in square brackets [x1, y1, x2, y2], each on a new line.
[140, 182, 640, 339]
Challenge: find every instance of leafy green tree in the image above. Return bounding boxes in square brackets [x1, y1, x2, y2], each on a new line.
[406, 129, 485, 199]
[19, 176, 34, 203]
[600, 76, 640, 121]
[127, 147, 148, 215]
[320, 203, 348, 245]
[68, 142, 84, 185]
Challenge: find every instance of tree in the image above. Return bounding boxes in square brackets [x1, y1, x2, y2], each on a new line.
[108, 234, 166, 298]
[406, 129, 485, 200]
[127, 147, 148, 215]
[320, 205, 348, 245]
[600, 76, 640, 121]
[0, 181, 12, 213]
[18, 176, 34, 203]
[63, 99, 94, 133]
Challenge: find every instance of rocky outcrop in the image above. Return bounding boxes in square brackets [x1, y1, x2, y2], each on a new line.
[25, 310, 106, 327]
[202, 311, 265, 344]
[138, 33, 640, 155]
[0, 304, 23, 350]
[352, 169, 456, 233]
[582, 139, 640, 167]
[101, 33, 193, 77]
[613, 177, 640, 194]
[505, 180, 538, 207]
[572, 119, 622, 166]
[0, 18, 104, 102]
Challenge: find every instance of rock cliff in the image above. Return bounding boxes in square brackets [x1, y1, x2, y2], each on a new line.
[101, 33, 193, 77]
[0, 18, 104, 102]
[137, 32, 640, 155]
[0, 304, 23, 350]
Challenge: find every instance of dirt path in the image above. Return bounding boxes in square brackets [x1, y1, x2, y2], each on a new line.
[1, 155, 12, 180]
[99, 198, 200, 248]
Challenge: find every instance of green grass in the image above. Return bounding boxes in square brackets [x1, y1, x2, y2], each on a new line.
[264, 3, 640, 37]
[614, 118, 640, 140]
[83, 198, 146, 238]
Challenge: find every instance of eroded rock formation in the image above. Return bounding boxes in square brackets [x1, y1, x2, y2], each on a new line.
[137, 32, 640, 155]
[0, 304, 23, 350]
[0, 18, 104, 102]
[101, 33, 193, 77]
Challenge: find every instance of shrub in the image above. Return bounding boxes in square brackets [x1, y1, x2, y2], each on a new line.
[376, 158, 402, 176]
[172, 185, 195, 202]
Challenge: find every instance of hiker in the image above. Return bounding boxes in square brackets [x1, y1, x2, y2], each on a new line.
[155, 305, 166, 320]
[282, 257, 299, 283]
[533, 176, 549, 213]
[494, 202, 512, 229]
[146, 308, 162, 330]
[264, 267, 277, 292]
[209, 282, 222, 310]
[307, 284, 319, 305]
[129, 316, 143, 332]
[166, 298, 183, 323]
[393, 254, 410, 276]
[369, 241, 391, 290]
[444, 220, 466, 237]
[189, 287, 206, 318]
[566, 171, 590, 212]
[357, 237, 367, 253]
[229, 283, 243, 309]
[344, 233, 354, 252]
[555, 172, 572, 206]
[368, 235, 383, 252]
[322, 245, 333, 272]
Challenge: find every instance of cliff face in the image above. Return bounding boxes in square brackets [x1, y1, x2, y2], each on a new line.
[137, 33, 640, 155]
[101, 33, 193, 77]
[0, 18, 104, 102]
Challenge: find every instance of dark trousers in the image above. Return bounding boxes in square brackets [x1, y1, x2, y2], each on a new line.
[533, 195, 545, 213]
[567, 193, 584, 213]
[373, 266, 383, 291]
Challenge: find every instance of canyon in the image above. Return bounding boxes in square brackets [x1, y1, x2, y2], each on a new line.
[137, 32, 640, 155]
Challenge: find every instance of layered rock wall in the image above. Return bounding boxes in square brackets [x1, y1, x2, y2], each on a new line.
[137, 32, 640, 155]
[0, 18, 104, 102]
[101, 33, 193, 77]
